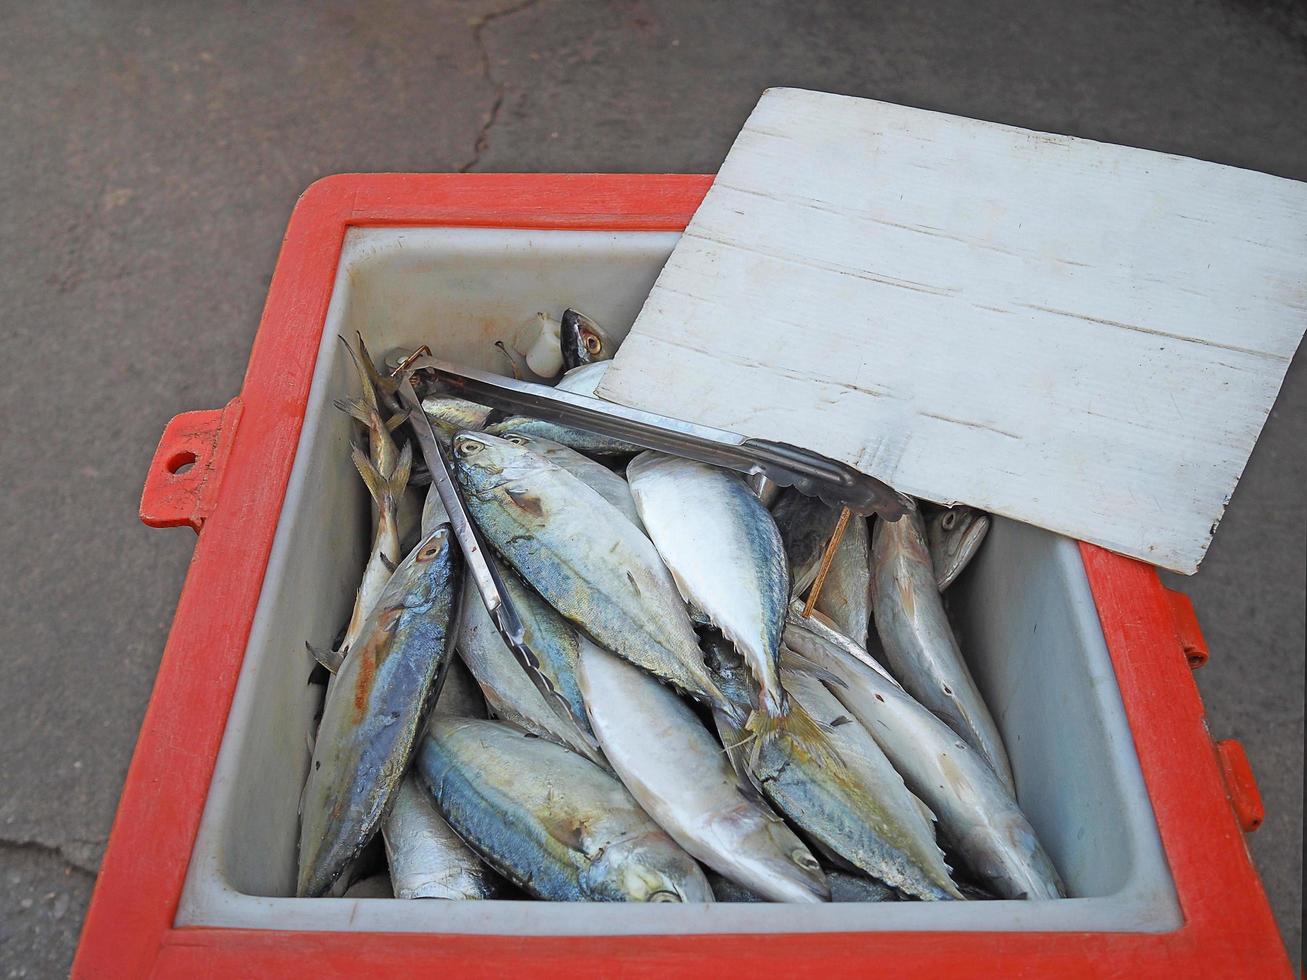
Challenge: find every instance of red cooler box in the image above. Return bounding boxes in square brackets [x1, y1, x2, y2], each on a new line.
[73, 175, 1289, 978]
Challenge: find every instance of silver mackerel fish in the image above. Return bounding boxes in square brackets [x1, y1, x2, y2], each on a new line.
[298, 524, 462, 897]
[417, 717, 713, 902]
[626, 453, 789, 716]
[578, 643, 829, 903]
[871, 502, 1014, 792]
[452, 432, 727, 709]
[705, 638, 960, 901]
[784, 617, 1065, 901]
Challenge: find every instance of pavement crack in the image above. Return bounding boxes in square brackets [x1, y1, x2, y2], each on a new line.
[461, 0, 541, 172]
[1, 836, 101, 876]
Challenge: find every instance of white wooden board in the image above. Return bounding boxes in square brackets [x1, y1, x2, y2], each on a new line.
[598, 88, 1307, 573]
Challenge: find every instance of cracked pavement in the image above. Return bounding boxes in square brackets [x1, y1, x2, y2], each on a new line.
[0, 0, 1302, 974]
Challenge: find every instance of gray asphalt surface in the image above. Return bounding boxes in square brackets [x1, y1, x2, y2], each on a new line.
[0, 1, 1301, 974]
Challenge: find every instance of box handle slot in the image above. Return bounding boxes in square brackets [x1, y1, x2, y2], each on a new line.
[140, 398, 243, 532]
[1215, 739, 1265, 833]
[1163, 587, 1208, 669]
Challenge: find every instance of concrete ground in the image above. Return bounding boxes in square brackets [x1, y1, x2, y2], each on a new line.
[0, 1, 1301, 974]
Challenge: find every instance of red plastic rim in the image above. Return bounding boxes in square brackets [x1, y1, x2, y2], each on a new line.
[74, 175, 1290, 978]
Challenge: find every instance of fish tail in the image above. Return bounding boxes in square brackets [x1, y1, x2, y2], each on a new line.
[746, 698, 843, 770]
[355, 332, 399, 401]
[351, 440, 412, 516]
[333, 396, 373, 427]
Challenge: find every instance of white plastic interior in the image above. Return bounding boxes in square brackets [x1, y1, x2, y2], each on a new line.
[175, 226, 1182, 934]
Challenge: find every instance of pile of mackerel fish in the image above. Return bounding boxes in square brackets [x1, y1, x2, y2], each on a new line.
[298, 311, 1065, 905]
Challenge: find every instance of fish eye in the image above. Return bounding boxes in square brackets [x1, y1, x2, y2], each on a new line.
[505, 435, 529, 446]
[647, 890, 682, 903]
[455, 439, 482, 457]
[941, 512, 957, 530]
[791, 849, 821, 872]
[583, 333, 602, 353]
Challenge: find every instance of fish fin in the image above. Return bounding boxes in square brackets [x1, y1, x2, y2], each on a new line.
[351, 441, 412, 512]
[306, 640, 344, 674]
[778, 645, 849, 690]
[333, 396, 373, 427]
[715, 714, 767, 797]
[747, 700, 846, 772]
[911, 790, 939, 826]
[383, 410, 409, 433]
[379, 553, 398, 573]
[354, 332, 399, 403]
[338, 336, 379, 412]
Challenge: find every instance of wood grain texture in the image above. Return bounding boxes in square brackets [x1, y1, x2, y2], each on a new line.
[598, 89, 1307, 573]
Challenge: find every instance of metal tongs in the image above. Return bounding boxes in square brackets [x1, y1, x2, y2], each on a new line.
[393, 349, 910, 660]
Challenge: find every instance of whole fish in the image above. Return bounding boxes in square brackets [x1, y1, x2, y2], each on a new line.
[382, 775, 499, 900]
[456, 578, 606, 765]
[704, 639, 959, 901]
[453, 432, 727, 708]
[926, 505, 991, 590]
[298, 525, 463, 897]
[782, 667, 958, 897]
[498, 431, 642, 527]
[813, 513, 871, 646]
[626, 453, 788, 717]
[782, 618, 1065, 901]
[554, 360, 609, 396]
[577, 643, 828, 903]
[771, 489, 842, 598]
[417, 717, 713, 902]
[871, 503, 1014, 792]
[560, 308, 615, 370]
[484, 415, 641, 458]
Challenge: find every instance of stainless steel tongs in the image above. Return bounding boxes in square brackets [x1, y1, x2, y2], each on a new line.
[393, 349, 910, 666]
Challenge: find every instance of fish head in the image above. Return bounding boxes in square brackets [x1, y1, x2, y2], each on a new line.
[927, 506, 990, 585]
[451, 430, 549, 492]
[560, 308, 611, 369]
[718, 805, 832, 902]
[585, 832, 715, 902]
